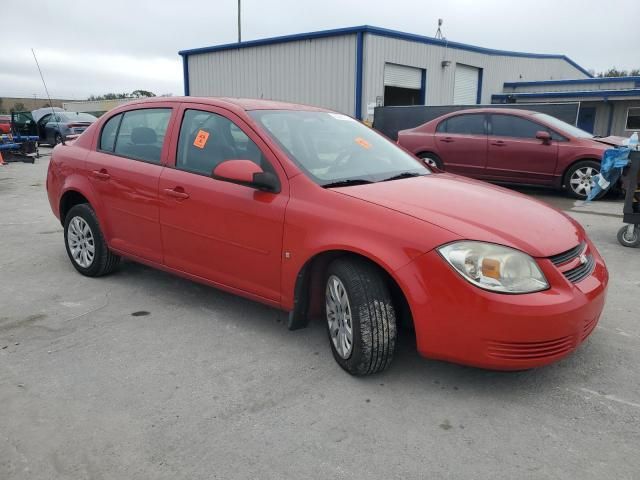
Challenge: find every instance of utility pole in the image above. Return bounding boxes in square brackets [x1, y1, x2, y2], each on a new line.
[238, 0, 242, 43]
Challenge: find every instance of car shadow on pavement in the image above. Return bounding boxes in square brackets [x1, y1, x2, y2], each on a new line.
[111, 259, 594, 398]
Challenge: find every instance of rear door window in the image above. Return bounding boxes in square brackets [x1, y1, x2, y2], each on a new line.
[439, 114, 485, 135]
[491, 114, 545, 139]
[112, 108, 171, 164]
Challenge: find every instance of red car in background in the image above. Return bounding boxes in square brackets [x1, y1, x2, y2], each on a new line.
[47, 97, 608, 375]
[397, 108, 624, 199]
[0, 115, 10, 135]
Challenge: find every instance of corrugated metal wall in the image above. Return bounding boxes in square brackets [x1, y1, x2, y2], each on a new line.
[610, 100, 640, 136]
[187, 34, 356, 114]
[361, 34, 588, 116]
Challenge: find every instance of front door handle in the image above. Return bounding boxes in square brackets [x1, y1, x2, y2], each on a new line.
[164, 188, 190, 200]
[91, 169, 110, 180]
[491, 140, 507, 147]
[440, 137, 454, 143]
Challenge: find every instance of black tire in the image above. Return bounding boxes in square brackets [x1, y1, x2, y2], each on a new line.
[418, 152, 443, 170]
[64, 204, 120, 277]
[617, 225, 640, 248]
[54, 133, 63, 145]
[325, 257, 397, 376]
[564, 160, 602, 199]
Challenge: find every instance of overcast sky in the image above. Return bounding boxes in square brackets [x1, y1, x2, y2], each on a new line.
[2, 0, 638, 100]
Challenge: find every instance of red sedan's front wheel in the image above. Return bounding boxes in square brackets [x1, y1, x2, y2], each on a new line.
[325, 257, 397, 376]
[566, 160, 601, 199]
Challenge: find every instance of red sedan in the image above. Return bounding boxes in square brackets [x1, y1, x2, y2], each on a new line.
[397, 108, 623, 199]
[46, 97, 608, 375]
[0, 115, 10, 135]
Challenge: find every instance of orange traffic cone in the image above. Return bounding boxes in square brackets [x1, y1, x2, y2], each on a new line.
[0, 151, 5, 166]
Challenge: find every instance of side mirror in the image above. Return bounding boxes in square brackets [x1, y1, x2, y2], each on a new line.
[536, 131, 552, 144]
[212, 159, 280, 193]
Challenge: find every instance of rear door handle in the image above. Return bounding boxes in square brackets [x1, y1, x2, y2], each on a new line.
[91, 169, 110, 180]
[164, 188, 190, 200]
[440, 137, 454, 143]
[491, 141, 507, 147]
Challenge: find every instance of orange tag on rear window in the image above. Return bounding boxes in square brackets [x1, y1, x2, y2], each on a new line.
[193, 130, 210, 149]
[354, 137, 371, 149]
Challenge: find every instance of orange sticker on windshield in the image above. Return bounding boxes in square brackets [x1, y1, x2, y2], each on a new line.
[193, 130, 210, 149]
[354, 137, 371, 149]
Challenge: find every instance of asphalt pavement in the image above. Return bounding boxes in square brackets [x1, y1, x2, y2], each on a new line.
[1, 149, 638, 480]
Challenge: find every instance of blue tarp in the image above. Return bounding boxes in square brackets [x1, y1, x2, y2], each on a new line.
[585, 147, 631, 202]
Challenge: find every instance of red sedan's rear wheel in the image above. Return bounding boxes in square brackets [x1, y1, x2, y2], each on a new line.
[418, 152, 443, 170]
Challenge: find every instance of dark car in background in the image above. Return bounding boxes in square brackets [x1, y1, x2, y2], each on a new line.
[0, 115, 11, 134]
[37, 111, 97, 145]
[397, 108, 625, 199]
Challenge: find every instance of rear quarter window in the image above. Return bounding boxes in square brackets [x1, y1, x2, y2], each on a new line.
[99, 114, 122, 152]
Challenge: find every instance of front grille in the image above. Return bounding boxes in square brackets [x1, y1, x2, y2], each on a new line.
[563, 255, 595, 283]
[547, 242, 594, 284]
[549, 242, 585, 266]
[486, 336, 575, 360]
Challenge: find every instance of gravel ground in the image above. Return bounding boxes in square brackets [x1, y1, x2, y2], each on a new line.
[1, 149, 639, 480]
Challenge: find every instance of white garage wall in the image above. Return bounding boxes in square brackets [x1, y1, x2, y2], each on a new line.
[361, 34, 588, 116]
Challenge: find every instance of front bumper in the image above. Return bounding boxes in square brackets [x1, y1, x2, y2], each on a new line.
[395, 239, 608, 370]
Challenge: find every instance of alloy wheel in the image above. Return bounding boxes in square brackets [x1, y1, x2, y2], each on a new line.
[67, 216, 95, 268]
[569, 166, 598, 197]
[326, 275, 353, 359]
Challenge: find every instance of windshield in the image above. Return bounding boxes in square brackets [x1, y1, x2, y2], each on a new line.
[59, 112, 97, 122]
[249, 110, 429, 186]
[532, 113, 593, 139]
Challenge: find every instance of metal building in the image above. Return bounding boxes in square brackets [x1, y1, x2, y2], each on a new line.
[179, 25, 591, 122]
[493, 77, 640, 137]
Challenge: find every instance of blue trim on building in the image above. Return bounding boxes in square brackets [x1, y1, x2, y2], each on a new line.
[419, 69, 427, 105]
[492, 89, 640, 101]
[182, 54, 190, 96]
[504, 76, 640, 88]
[178, 25, 592, 78]
[476, 68, 484, 104]
[355, 31, 364, 119]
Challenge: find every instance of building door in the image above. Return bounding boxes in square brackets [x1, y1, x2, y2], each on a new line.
[577, 106, 596, 133]
[383, 63, 424, 106]
[453, 64, 480, 105]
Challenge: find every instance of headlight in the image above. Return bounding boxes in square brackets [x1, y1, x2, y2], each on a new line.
[437, 241, 549, 294]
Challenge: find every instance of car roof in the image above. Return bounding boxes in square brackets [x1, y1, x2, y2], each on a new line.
[118, 96, 331, 113]
[446, 108, 540, 116]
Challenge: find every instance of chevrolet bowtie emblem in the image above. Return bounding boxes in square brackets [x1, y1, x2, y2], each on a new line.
[579, 254, 587, 265]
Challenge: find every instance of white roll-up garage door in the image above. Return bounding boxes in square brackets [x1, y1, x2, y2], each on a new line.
[453, 64, 480, 105]
[384, 63, 422, 89]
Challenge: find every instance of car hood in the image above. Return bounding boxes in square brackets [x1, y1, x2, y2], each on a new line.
[591, 135, 627, 147]
[334, 174, 583, 258]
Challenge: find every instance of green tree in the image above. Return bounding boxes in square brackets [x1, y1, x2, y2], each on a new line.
[596, 67, 640, 77]
[130, 90, 156, 98]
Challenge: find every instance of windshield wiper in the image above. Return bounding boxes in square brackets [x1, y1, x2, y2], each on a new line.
[381, 172, 424, 182]
[322, 179, 374, 188]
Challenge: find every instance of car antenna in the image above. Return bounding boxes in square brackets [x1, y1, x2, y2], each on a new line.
[31, 48, 65, 145]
